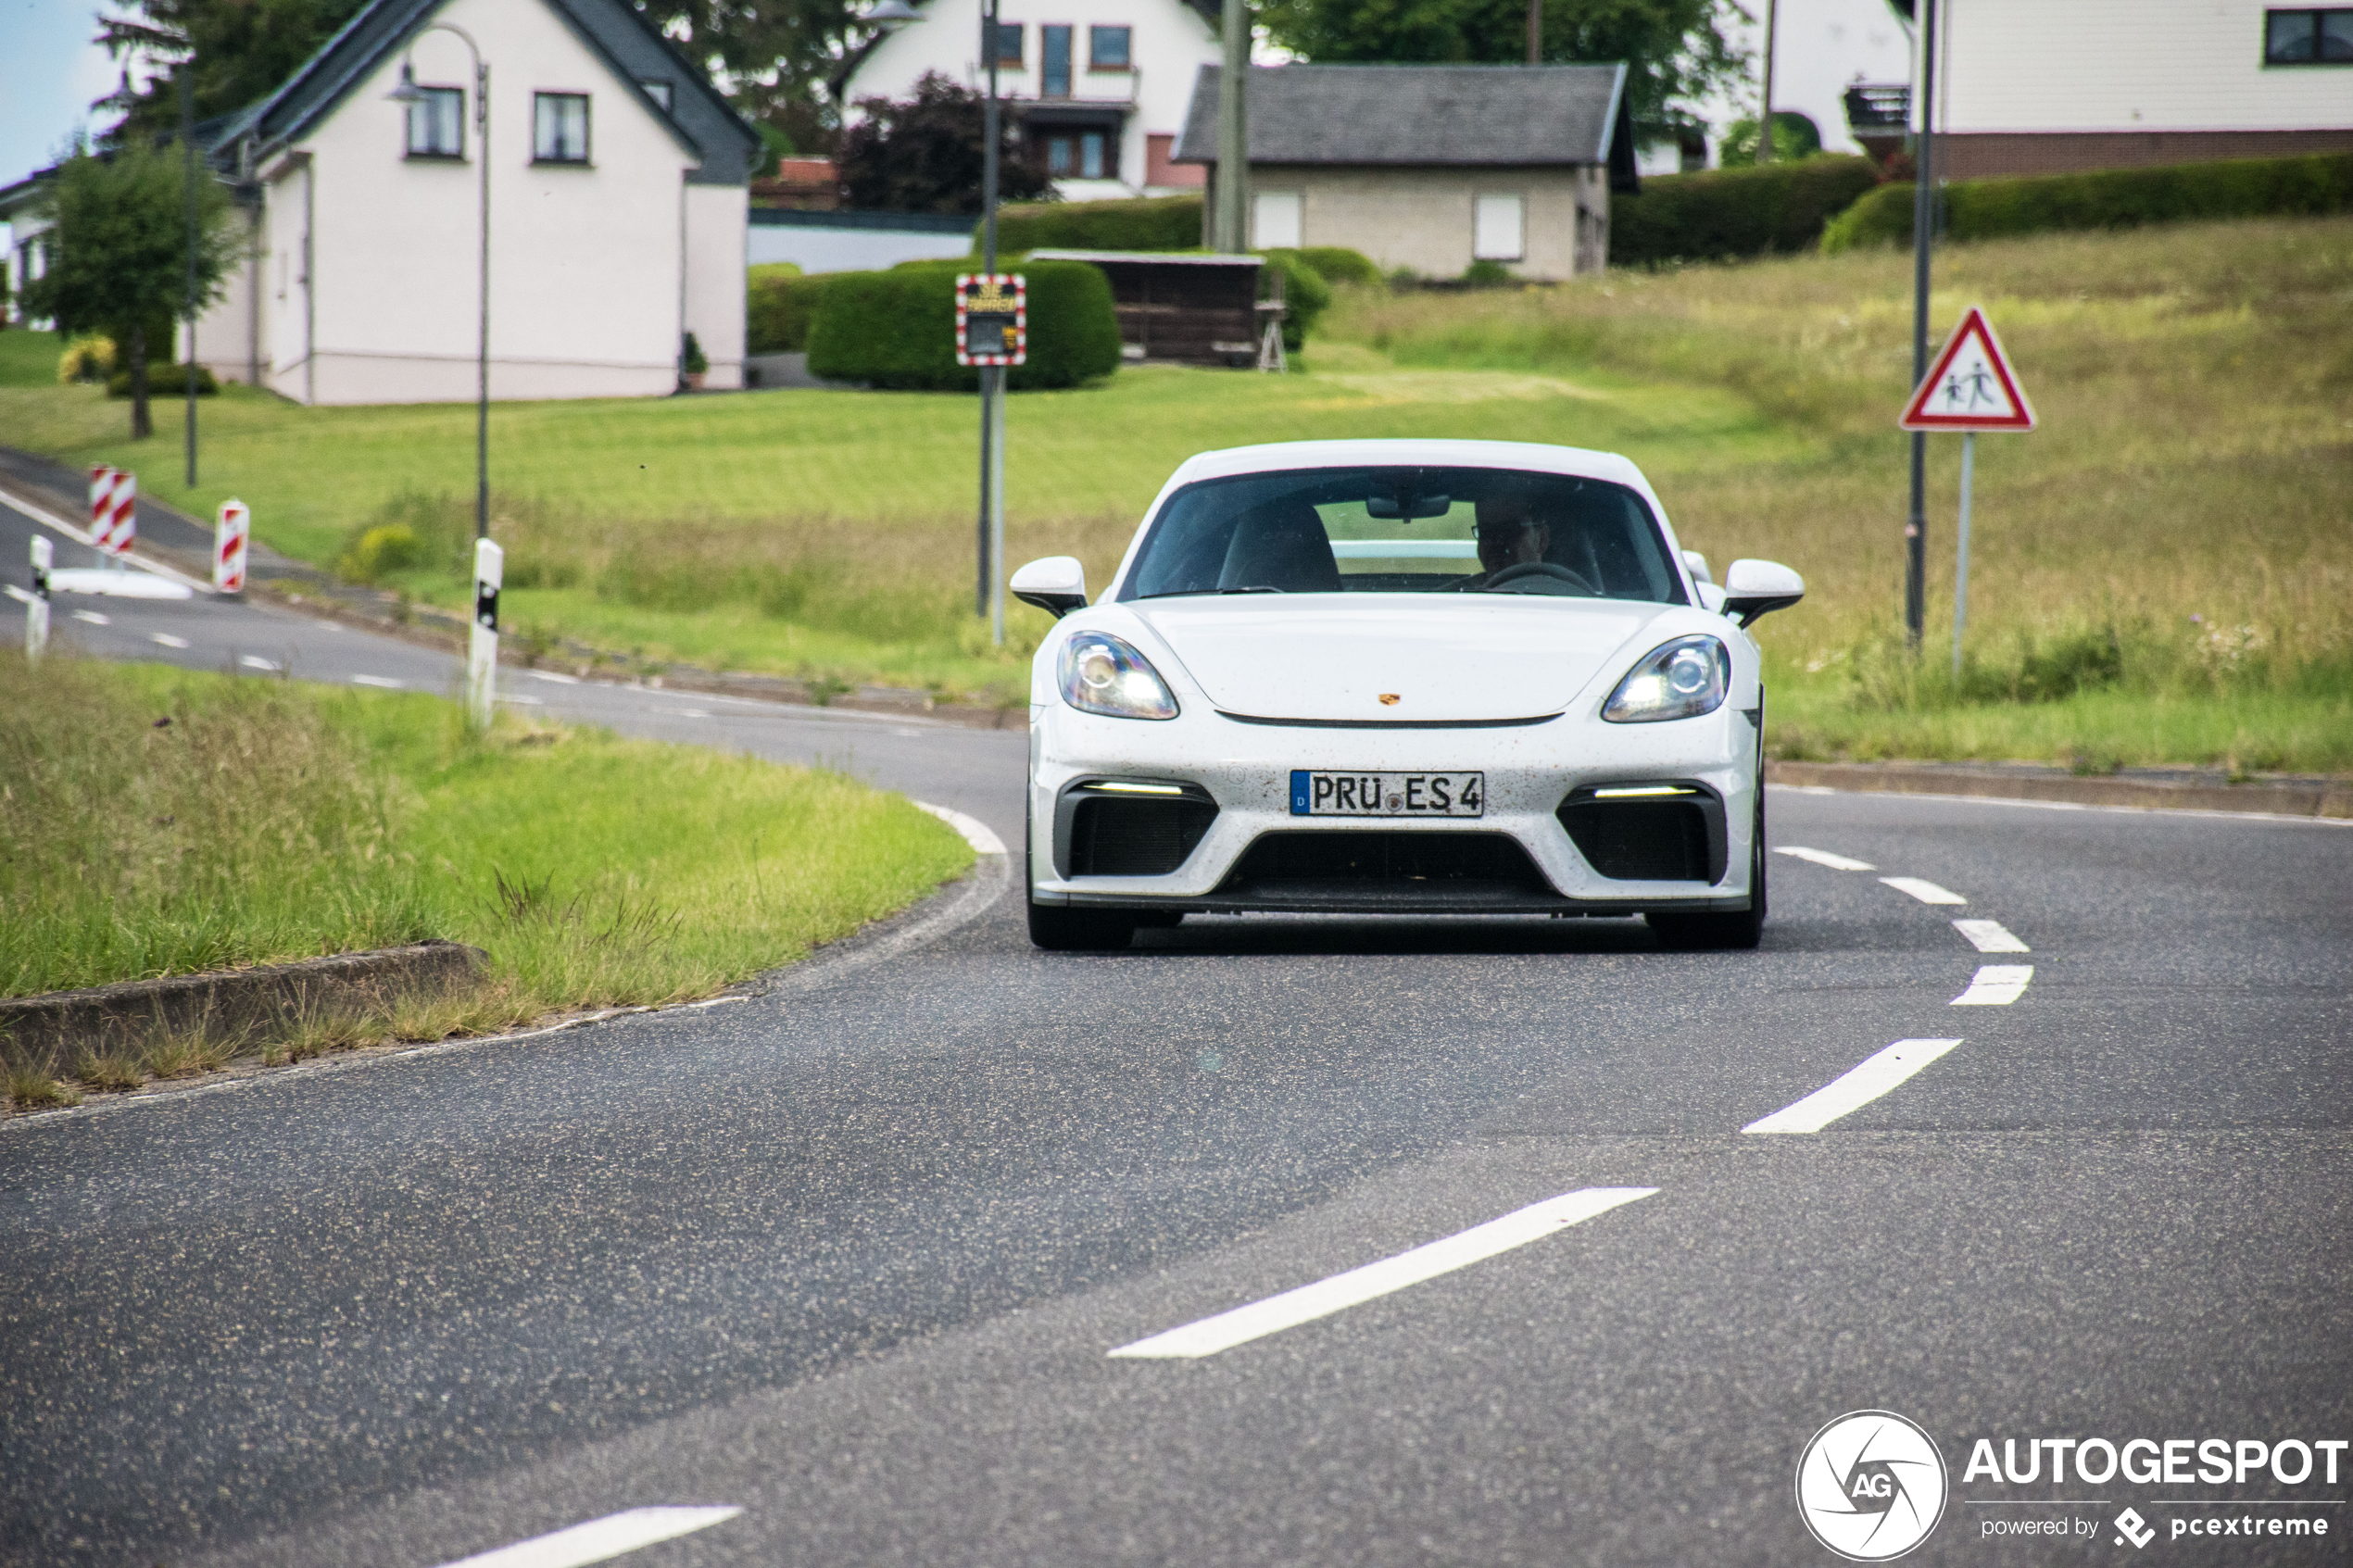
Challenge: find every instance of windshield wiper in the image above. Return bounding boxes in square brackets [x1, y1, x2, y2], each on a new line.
[1139, 585, 1287, 599]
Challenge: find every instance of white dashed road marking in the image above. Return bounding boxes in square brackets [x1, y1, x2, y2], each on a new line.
[1952, 964, 2033, 1006]
[1775, 846, 1877, 871]
[238, 655, 280, 671]
[499, 694, 545, 705]
[351, 675, 404, 689]
[1743, 1039, 1966, 1135]
[1881, 875, 1968, 905]
[526, 670, 582, 684]
[70, 608, 109, 625]
[679, 708, 712, 718]
[150, 633, 191, 649]
[1109, 1187, 1658, 1359]
[1953, 918, 2030, 953]
[431, 1506, 744, 1568]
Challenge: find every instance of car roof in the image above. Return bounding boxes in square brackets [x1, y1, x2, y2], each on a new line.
[1163, 439, 1653, 492]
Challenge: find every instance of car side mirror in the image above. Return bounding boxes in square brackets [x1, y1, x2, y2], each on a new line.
[1011, 555, 1088, 618]
[1721, 558, 1805, 626]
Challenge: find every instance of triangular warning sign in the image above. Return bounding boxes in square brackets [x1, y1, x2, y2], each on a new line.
[1900, 305, 2035, 432]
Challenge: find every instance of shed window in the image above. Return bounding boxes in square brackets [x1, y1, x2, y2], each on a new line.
[405, 86, 464, 157]
[534, 93, 591, 163]
[1473, 194, 1525, 261]
[2264, 8, 2353, 60]
[1252, 191, 1302, 248]
[1090, 25, 1131, 69]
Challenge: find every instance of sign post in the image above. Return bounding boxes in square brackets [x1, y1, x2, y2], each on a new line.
[958, 272, 1026, 647]
[468, 537, 502, 732]
[1900, 305, 2035, 676]
[26, 535, 51, 662]
[215, 499, 249, 594]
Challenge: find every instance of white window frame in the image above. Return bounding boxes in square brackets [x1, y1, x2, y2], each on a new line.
[533, 92, 592, 164]
[1252, 190, 1302, 249]
[1473, 193, 1525, 262]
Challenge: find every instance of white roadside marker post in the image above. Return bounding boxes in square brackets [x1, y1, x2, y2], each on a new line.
[214, 499, 249, 594]
[468, 537, 502, 732]
[26, 536, 51, 661]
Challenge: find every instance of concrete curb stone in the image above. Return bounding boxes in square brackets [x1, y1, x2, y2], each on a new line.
[1767, 759, 2352, 819]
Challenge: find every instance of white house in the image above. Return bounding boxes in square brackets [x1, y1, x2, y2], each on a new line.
[840, 0, 1222, 200]
[1904, 0, 2353, 177]
[182, 0, 761, 403]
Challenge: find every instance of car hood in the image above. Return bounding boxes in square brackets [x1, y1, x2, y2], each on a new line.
[1128, 595, 1672, 722]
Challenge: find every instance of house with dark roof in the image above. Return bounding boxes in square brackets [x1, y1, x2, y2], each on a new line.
[1175, 65, 1639, 281]
[170, 0, 761, 402]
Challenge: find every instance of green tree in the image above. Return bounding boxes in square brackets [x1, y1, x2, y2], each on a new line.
[22, 144, 241, 439]
[1718, 109, 1822, 166]
[837, 72, 1051, 214]
[96, 0, 370, 141]
[1256, 0, 1752, 136]
[630, 0, 887, 155]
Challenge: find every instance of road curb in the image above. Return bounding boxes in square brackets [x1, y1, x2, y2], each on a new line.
[0, 941, 488, 1059]
[1765, 759, 2352, 820]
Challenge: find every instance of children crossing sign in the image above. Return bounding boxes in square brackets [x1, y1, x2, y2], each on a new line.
[957, 273, 1026, 367]
[1900, 305, 2034, 431]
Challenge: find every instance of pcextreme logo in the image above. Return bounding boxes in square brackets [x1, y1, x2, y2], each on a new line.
[1796, 1411, 1951, 1562]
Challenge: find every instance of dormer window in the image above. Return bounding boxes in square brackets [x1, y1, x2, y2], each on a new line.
[534, 93, 592, 163]
[405, 86, 464, 157]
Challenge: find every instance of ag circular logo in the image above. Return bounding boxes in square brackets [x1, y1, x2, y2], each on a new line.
[1795, 1410, 1948, 1561]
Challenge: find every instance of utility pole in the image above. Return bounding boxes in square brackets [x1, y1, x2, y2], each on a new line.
[1904, 0, 1939, 649]
[1526, 0, 1541, 64]
[182, 64, 198, 488]
[1214, 0, 1249, 251]
[1757, 0, 1779, 163]
[977, 0, 1001, 623]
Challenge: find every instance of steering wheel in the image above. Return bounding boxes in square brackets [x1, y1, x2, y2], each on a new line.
[1483, 561, 1596, 596]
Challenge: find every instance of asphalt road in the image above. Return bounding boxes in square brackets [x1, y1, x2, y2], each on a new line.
[4, 491, 2348, 1568]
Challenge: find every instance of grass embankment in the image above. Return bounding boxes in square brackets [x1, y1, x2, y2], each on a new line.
[3, 215, 2345, 767]
[0, 656, 972, 1107]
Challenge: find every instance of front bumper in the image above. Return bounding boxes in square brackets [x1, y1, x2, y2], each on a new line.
[1027, 702, 1758, 914]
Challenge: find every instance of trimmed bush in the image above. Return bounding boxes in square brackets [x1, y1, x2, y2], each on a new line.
[747, 270, 830, 354]
[1610, 156, 1882, 267]
[1288, 245, 1380, 286]
[988, 194, 1203, 253]
[1821, 152, 2353, 253]
[805, 258, 1120, 391]
[107, 361, 217, 398]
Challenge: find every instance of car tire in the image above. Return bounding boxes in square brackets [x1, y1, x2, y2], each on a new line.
[1025, 810, 1137, 950]
[1646, 786, 1766, 951]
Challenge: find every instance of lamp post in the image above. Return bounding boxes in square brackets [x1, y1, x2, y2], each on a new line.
[386, 26, 490, 543]
[976, 0, 1002, 629]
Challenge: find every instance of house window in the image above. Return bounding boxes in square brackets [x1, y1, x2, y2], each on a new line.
[994, 22, 1024, 66]
[2264, 8, 2353, 60]
[1252, 190, 1302, 249]
[534, 93, 591, 163]
[1473, 194, 1525, 261]
[405, 86, 464, 157]
[1089, 25, 1131, 69]
[639, 79, 673, 111]
[1042, 24, 1072, 96]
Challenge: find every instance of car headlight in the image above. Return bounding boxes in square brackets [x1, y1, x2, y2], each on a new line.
[1602, 635, 1730, 723]
[1058, 631, 1180, 720]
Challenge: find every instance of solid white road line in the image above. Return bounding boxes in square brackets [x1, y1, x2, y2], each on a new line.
[679, 708, 712, 718]
[70, 608, 110, 625]
[1774, 846, 1877, 871]
[913, 800, 1008, 856]
[351, 674, 404, 689]
[238, 655, 279, 671]
[150, 633, 192, 649]
[1952, 964, 2033, 1006]
[0, 486, 216, 594]
[1743, 1039, 1966, 1134]
[432, 1507, 744, 1568]
[1108, 1187, 1659, 1360]
[1953, 918, 2029, 953]
[1881, 875, 1968, 905]
[526, 669, 582, 684]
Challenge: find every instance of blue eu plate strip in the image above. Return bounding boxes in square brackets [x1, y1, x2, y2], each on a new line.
[1290, 770, 1311, 816]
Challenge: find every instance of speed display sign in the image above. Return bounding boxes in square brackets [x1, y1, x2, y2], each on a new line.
[957, 273, 1026, 367]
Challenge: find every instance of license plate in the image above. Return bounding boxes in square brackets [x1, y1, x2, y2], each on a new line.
[1290, 771, 1484, 817]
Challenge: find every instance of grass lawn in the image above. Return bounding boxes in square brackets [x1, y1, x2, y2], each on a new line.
[4, 215, 2346, 768]
[2, 654, 973, 1104]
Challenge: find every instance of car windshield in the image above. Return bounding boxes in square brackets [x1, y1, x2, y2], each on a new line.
[1121, 465, 1686, 604]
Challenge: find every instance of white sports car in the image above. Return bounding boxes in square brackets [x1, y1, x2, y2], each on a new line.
[1011, 439, 1805, 952]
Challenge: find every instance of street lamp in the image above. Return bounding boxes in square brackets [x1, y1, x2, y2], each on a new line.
[385, 27, 490, 543]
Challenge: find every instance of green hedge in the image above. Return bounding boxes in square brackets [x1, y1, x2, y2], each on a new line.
[1821, 152, 2353, 253]
[106, 361, 217, 398]
[987, 194, 1203, 253]
[1610, 155, 1882, 267]
[1284, 245, 1380, 286]
[747, 269, 830, 354]
[805, 259, 1121, 391]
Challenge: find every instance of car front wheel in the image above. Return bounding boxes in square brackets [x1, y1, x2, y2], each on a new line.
[1025, 810, 1137, 950]
[1646, 787, 1766, 951]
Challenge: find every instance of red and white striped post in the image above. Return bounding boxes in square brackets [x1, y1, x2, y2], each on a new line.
[88, 466, 136, 559]
[25, 535, 51, 661]
[214, 499, 250, 594]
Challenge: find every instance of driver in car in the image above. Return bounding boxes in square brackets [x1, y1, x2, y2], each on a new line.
[1450, 493, 1589, 594]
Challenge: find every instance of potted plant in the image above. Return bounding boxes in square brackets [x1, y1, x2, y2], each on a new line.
[681, 331, 709, 391]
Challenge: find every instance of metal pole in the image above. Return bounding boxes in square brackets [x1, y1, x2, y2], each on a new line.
[475, 56, 491, 540]
[1758, 0, 1778, 163]
[988, 369, 1005, 646]
[1904, 0, 1938, 650]
[182, 67, 199, 488]
[1951, 431, 1973, 677]
[978, 0, 1000, 619]
[1525, 0, 1540, 64]
[1215, 0, 1249, 250]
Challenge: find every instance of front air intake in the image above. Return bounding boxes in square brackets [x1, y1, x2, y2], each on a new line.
[1068, 795, 1217, 876]
[1218, 831, 1553, 898]
[1557, 788, 1724, 882]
